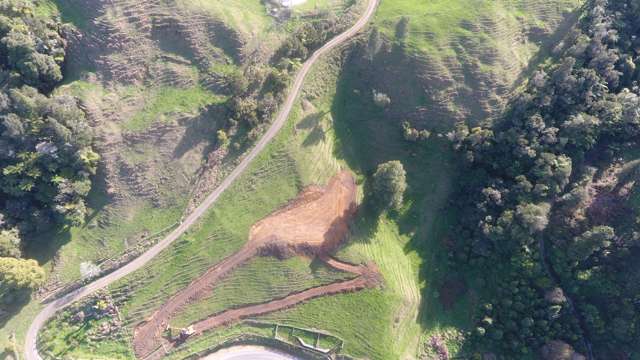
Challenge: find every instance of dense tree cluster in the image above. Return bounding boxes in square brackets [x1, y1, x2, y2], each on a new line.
[0, 0, 66, 90]
[1, 86, 97, 227]
[223, 12, 357, 145]
[0, 0, 95, 303]
[446, 0, 640, 357]
[276, 18, 347, 63]
[372, 160, 407, 211]
[223, 65, 288, 142]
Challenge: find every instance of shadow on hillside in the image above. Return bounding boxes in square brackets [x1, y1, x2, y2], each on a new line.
[297, 111, 327, 130]
[298, 111, 330, 147]
[309, 256, 327, 273]
[173, 105, 223, 160]
[302, 125, 327, 147]
[513, 8, 582, 89]
[25, 162, 111, 264]
[12, 165, 112, 319]
[329, 48, 470, 336]
[0, 289, 34, 329]
[332, 14, 576, 342]
[327, 6, 585, 353]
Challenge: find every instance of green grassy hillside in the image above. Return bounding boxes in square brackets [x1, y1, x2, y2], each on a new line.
[39, 48, 454, 359]
[38, 38, 471, 359]
[363, 0, 582, 130]
[375, 0, 580, 55]
[22, 0, 590, 359]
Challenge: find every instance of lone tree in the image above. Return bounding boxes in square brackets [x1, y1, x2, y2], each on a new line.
[372, 161, 407, 211]
[372, 90, 391, 108]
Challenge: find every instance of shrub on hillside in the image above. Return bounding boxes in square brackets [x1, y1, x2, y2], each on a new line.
[372, 90, 391, 108]
[372, 160, 407, 211]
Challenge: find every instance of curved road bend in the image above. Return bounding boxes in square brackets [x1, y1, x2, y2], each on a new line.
[201, 345, 298, 360]
[25, 0, 379, 359]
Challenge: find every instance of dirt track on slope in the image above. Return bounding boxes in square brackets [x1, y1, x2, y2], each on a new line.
[191, 262, 380, 335]
[139, 260, 380, 360]
[133, 171, 378, 359]
[133, 246, 257, 358]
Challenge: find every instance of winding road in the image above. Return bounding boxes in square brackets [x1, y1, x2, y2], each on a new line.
[201, 345, 297, 360]
[24, 0, 378, 359]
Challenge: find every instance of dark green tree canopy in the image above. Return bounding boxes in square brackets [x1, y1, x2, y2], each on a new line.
[444, 0, 640, 356]
[0, 0, 95, 304]
[372, 160, 407, 211]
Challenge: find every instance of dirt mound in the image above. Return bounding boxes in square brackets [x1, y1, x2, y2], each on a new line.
[251, 170, 357, 257]
[133, 171, 366, 359]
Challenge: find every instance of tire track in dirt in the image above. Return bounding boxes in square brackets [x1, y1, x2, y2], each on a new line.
[133, 247, 257, 358]
[190, 263, 380, 335]
[144, 261, 380, 360]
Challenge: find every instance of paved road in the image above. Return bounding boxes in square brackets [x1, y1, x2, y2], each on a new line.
[24, 0, 378, 359]
[201, 345, 297, 360]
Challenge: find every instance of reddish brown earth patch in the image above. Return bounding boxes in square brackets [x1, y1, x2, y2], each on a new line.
[251, 170, 357, 256]
[133, 171, 380, 359]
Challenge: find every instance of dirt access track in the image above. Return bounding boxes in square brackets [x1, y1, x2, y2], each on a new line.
[133, 171, 381, 359]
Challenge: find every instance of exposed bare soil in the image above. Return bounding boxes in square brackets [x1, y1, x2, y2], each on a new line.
[26, 1, 381, 358]
[190, 260, 380, 340]
[251, 171, 357, 257]
[133, 171, 379, 359]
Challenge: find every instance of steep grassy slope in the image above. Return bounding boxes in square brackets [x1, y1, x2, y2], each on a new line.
[365, 0, 582, 131]
[1, 0, 230, 351]
[38, 48, 436, 359]
[30, 0, 359, 286]
[172, 0, 357, 61]
[253, 45, 470, 359]
[174, 1, 583, 357]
